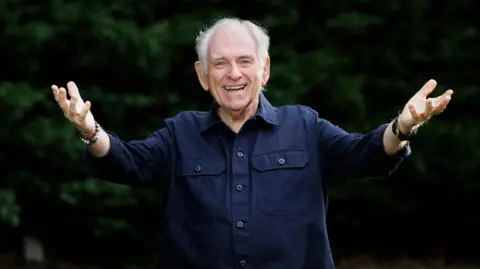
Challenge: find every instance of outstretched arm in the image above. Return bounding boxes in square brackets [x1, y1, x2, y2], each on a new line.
[319, 79, 453, 180]
[83, 128, 173, 186]
[52, 81, 173, 186]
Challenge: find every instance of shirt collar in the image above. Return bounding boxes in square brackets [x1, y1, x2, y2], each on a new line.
[200, 91, 278, 133]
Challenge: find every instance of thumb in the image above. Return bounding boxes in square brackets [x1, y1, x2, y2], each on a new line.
[78, 100, 91, 119]
[417, 79, 437, 97]
[76, 101, 93, 128]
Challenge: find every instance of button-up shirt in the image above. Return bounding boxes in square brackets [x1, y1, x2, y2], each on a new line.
[85, 92, 410, 269]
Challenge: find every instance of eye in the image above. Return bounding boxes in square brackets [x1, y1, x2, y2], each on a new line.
[239, 59, 252, 65]
[214, 61, 225, 66]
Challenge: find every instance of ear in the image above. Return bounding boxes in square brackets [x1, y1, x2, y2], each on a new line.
[261, 57, 271, 86]
[195, 61, 209, 91]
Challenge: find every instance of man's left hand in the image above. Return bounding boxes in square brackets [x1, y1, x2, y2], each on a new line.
[398, 79, 453, 134]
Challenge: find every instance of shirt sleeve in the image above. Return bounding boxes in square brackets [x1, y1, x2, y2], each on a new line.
[316, 117, 411, 180]
[84, 127, 174, 186]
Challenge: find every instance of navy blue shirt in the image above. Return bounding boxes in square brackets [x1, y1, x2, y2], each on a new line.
[85, 92, 410, 269]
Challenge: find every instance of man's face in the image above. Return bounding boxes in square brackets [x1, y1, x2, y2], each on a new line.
[195, 24, 270, 112]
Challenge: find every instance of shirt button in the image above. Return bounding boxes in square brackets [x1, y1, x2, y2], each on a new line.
[236, 221, 244, 228]
[195, 165, 202, 172]
[235, 184, 243, 191]
[278, 158, 285, 165]
[237, 151, 244, 158]
[239, 260, 247, 267]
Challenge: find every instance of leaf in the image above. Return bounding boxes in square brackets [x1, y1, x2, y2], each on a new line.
[0, 189, 21, 227]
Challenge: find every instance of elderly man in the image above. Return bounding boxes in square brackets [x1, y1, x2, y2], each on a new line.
[51, 18, 452, 269]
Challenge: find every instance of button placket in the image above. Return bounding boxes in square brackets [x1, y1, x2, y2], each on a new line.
[231, 140, 249, 264]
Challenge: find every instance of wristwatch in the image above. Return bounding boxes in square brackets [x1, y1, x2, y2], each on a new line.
[391, 116, 416, 141]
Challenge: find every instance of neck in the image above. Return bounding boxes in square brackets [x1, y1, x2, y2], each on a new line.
[218, 98, 259, 132]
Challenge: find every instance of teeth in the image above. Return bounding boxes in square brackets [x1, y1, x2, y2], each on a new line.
[224, 85, 246, 90]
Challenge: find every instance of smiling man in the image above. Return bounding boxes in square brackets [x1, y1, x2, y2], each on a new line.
[51, 17, 453, 269]
[194, 20, 271, 133]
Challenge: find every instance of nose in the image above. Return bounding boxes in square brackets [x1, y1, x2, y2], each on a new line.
[228, 64, 242, 80]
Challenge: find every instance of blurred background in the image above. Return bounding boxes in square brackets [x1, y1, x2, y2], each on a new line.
[1, 0, 479, 268]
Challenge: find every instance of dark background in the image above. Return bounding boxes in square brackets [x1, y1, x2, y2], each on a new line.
[1, 0, 479, 268]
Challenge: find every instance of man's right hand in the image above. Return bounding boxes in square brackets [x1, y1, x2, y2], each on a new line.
[51, 81, 96, 137]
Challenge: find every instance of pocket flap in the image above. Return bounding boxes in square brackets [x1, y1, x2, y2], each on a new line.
[252, 150, 309, 172]
[177, 157, 226, 177]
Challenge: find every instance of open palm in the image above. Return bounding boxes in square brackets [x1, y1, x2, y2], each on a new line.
[51, 81, 96, 136]
[399, 79, 453, 131]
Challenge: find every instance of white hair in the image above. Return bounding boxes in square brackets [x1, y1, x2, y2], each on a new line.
[195, 17, 270, 74]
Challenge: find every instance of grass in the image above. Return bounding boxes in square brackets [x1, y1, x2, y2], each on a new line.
[336, 256, 480, 269]
[3, 252, 480, 269]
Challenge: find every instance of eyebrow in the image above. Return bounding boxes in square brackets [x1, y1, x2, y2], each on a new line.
[210, 55, 225, 61]
[210, 55, 255, 61]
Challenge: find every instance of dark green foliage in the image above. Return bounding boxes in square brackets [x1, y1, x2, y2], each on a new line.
[1, 0, 479, 266]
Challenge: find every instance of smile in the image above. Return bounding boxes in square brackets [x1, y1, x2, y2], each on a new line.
[224, 84, 247, 91]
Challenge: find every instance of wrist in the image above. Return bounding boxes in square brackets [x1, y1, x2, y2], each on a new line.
[397, 120, 413, 136]
[79, 128, 95, 138]
[397, 114, 416, 135]
[77, 122, 96, 137]
[391, 116, 417, 141]
[79, 121, 102, 145]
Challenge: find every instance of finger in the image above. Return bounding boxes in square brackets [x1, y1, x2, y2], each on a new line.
[69, 95, 79, 118]
[408, 104, 421, 122]
[424, 98, 433, 116]
[434, 102, 448, 115]
[434, 101, 448, 115]
[78, 101, 92, 119]
[67, 81, 83, 102]
[434, 95, 452, 115]
[51, 85, 60, 101]
[440, 90, 453, 107]
[431, 89, 452, 105]
[443, 89, 454, 100]
[418, 79, 437, 97]
[432, 89, 453, 114]
[58, 87, 70, 115]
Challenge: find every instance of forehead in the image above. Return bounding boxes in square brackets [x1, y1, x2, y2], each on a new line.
[208, 24, 257, 59]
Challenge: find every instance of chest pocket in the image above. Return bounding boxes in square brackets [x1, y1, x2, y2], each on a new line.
[252, 150, 314, 216]
[177, 158, 225, 177]
[176, 157, 227, 219]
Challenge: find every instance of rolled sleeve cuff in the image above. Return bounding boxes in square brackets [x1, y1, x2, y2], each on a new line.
[84, 132, 123, 171]
[374, 123, 411, 158]
[364, 123, 411, 177]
